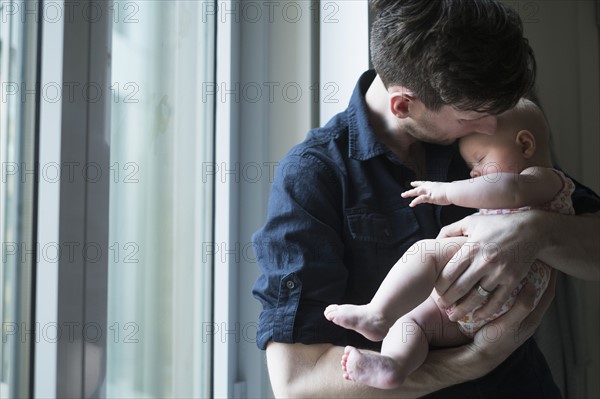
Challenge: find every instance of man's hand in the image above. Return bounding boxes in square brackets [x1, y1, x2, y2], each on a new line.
[434, 211, 544, 321]
[401, 181, 451, 207]
[468, 269, 557, 360]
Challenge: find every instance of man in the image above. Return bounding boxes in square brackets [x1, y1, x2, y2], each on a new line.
[252, 1, 600, 397]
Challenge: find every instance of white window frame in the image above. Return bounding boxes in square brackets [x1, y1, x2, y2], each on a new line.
[34, 0, 65, 397]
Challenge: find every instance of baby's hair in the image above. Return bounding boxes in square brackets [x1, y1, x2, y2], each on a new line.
[499, 98, 552, 163]
[501, 99, 549, 142]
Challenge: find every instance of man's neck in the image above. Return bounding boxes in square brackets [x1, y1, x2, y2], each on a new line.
[365, 75, 425, 174]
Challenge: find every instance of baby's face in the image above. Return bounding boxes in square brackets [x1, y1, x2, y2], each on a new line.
[459, 133, 524, 178]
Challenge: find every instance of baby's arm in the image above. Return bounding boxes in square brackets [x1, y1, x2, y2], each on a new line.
[401, 167, 564, 209]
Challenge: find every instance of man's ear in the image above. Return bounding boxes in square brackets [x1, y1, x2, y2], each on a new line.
[516, 130, 536, 158]
[389, 87, 414, 118]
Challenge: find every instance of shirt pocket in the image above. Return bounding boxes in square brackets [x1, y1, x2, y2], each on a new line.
[346, 207, 420, 246]
[344, 207, 421, 302]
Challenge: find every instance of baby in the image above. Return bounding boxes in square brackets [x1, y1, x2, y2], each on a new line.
[324, 99, 574, 389]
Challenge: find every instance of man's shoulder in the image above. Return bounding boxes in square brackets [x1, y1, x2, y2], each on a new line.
[284, 113, 351, 167]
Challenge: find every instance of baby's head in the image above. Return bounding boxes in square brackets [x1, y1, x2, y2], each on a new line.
[459, 99, 552, 177]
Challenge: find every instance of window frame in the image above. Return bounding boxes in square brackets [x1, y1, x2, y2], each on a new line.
[1, 1, 42, 397]
[34, 0, 65, 397]
[52, 0, 111, 397]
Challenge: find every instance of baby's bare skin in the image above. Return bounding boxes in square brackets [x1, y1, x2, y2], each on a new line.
[324, 303, 393, 342]
[341, 346, 408, 389]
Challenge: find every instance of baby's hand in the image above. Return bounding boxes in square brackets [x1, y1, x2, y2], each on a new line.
[401, 181, 451, 207]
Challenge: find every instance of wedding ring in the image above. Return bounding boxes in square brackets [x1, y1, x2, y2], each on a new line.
[477, 285, 492, 298]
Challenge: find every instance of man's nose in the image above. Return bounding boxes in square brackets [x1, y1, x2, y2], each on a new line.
[470, 169, 481, 178]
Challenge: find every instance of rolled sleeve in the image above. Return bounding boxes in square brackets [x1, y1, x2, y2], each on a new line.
[570, 175, 600, 214]
[252, 152, 351, 350]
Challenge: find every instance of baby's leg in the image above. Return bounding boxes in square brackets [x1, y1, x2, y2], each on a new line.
[326, 237, 466, 342]
[341, 296, 447, 389]
[426, 290, 472, 347]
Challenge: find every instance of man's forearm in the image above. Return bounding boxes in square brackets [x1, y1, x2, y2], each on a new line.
[266, 342, 487, 398]
[537, 211, 600, 280]
[265, 273, 555, 398]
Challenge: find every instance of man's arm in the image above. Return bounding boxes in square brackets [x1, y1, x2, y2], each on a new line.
[402, 167, 563, 209]
[267, 342, 468, 398]
[435, 210, 599, 321]
[266, 273, 556, 398]
[537, 211, 600, 279]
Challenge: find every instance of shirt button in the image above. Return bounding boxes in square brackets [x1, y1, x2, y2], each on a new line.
[286, 280, 295, 289]
[384, 228, 391, 237]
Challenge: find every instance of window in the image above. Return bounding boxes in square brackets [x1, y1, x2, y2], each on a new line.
[0, 1, 39, 398]
[106, 1, 215, 397]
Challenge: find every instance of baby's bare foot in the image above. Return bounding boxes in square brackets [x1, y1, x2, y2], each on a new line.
[324, 304, 390, 342]
[342, 346, 406, 390]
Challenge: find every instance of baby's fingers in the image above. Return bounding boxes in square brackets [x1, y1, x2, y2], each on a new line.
[410, 181, 428, 187]
[409, 196, 429, 207]
[401, 188, 419, 198]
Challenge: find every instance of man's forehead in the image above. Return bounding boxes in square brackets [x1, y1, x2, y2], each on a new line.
[452, 108, 492, 119]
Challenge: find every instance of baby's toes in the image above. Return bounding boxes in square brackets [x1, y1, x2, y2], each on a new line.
[341, 354, 349, 371]
[324, 304, 339, 320]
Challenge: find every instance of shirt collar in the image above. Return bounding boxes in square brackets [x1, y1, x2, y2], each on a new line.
[347, 70, 389, 161]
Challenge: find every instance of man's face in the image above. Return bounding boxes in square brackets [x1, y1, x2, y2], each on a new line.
[406, 103, 498, 145]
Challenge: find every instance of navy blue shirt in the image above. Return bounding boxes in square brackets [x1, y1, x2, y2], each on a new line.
[252, 70, 600, 397]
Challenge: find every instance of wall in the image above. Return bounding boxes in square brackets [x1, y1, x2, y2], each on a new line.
[515, 1, 599, 397]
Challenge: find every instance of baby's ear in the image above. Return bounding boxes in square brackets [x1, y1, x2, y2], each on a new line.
[516, 130, 536, 158]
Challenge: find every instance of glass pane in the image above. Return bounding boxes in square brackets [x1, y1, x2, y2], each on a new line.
[106, 1, 214, 398]
[0, 1, 38, 398]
